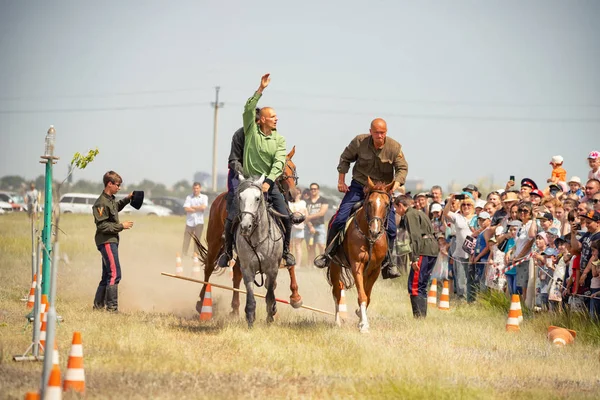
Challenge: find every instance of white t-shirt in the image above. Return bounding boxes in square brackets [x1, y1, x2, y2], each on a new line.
[447, 211, 474, 259]
[588, 168, 600, 181]
[289, 200, 307, 230]
[513, 220, 534, 259]
[184, 193, 208, 227]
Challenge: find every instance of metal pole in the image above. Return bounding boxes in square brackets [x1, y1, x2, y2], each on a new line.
[41, 159, 53, 296]
[40, 242, 60, 398]
[211, 86, 224, 192]
[31, 215, 35, 282]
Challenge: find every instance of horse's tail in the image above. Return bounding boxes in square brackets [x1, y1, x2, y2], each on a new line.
[325, 263, 356, 290]
[191, 233, 209, 267]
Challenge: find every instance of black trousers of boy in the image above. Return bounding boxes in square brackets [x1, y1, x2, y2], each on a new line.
[407, 255, 437, 318]
[94, 242, 122, 312]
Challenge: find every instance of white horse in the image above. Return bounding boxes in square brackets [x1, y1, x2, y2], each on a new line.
[236, 175, 284, 328]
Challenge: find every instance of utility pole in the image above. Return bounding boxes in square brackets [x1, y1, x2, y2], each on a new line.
[211, 87, 224, 192]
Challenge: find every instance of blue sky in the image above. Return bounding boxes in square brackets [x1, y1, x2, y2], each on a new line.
[1, 1, 598, 193]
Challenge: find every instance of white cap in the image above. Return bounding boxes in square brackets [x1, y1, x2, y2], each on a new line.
[477, 211, 491, 220]
[568, 176, 581, 184]
[475, 199, 486, 209]
[430, 203, 443, 213]
[550, 155, 563, 164]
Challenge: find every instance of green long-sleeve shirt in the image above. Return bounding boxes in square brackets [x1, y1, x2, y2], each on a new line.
[242, 92, 286, 184]
[403, 207, 439, 262]
[93, 192, 130, 246]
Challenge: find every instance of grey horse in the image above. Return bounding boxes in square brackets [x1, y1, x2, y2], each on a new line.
[236, 175, 284, 328]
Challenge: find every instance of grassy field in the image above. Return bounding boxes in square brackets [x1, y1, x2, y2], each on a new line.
[1, 212, 599, 399]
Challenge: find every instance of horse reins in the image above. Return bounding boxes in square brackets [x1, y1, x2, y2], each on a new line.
[353, 189, 391, 275]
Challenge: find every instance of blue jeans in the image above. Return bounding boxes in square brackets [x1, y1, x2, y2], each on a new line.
[329, 180, 396, 243]
[590, 288, 600, 320]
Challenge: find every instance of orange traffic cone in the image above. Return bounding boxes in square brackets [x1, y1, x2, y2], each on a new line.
[52, 340, 60, 368]
[40, 294, 48, 315]
[427, 278, 438, 307]
[438, 280, 450, 311]
[547, 326, 576, 346]
[199, 284, 213, 321]
[515, 295, 523, 323]
[24, 392, 40, 399]
[338, 282, 348, 320]
[39, 310, 47, 350]
[26, 274, 37, 308]
[175, 253, 183, 276]
[63, 332, 85, 394]
[46, 365, 62, 399]
[506, 294, 521, 332]
[192, 253, 202, 279]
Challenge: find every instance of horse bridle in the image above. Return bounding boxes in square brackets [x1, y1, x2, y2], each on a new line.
[276, 157, 299, 195]
[237, 181, 265, 238]
[357, 189, 391, 245]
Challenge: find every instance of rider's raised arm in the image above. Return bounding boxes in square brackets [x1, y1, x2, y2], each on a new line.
[393, 147, 409, 186]
[243, 93, 261, 137]
[265, 136, 287, 189]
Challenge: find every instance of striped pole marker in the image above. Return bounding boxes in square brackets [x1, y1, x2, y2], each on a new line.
[338, 282, 348, 320]
[427, 278, 438, 307]
[39, 309, 48, 351]
[506, 295, 521, 332]
[175, 253, 183, 276]
[26, 274, 37, 308]
[199, 284, 213, 321]
[192, 253, 202, 279]
[45, 365, 62, 400]
[438, 280, 450, 311]
[63, 332, 85, 394]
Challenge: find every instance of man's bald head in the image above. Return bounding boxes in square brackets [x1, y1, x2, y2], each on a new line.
[369, 118, 388, 149]
[258, 107, 278, 133]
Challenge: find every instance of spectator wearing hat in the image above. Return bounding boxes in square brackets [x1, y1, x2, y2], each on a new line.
[536, 212, 554, 234]
[463, 184, 479, 201]
[443, 193, 477, 301]
[474, 199, 486, 215]
[547, 155, 567, 184]
[549, 236, 571, 310]
[566, 176, 584, 199]
[529, 189, 544, 206]
[536, 247, 558, 310]
[587, 151, 600, 181]
[429, 202, 444, 236]
[92, 171, 134, 312]
[546, 227, 560, 250]
[491, 191, 519, 231]
[414, 192, 429, 216]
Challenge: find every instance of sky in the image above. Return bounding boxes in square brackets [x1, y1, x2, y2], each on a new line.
[1, 0, 599, 193]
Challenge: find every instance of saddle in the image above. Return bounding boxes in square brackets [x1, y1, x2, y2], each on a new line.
[327, 200, 364, 269]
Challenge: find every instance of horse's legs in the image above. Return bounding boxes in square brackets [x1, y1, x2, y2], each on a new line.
[353, 263, 370, 333]
[241, 267, 256, 328]
[287, 265, 303, 308]
[230, 259, 242, 316]
[364, 267, 380, 309]
[265, 270, 278, 323]
[329, 263, 342, 326]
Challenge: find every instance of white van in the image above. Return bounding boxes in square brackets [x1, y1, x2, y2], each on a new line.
[59, 193, 98, 214]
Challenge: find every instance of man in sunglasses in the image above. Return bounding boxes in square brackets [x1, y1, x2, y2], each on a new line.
[92, 171, 134, 312]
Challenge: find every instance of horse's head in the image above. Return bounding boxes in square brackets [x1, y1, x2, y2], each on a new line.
[364, 177, 394, 241]
[277, 146, 298, 202]
[238, 175, 265, 237]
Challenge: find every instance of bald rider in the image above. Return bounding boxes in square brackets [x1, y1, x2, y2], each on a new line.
[314, 118, 409, 279]
[218, 73, 296, 268]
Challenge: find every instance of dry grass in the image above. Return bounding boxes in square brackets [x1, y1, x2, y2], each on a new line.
[1, 212, 599, 399]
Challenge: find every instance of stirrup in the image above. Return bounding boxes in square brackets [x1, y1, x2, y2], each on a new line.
[217, 252, 231, 268]
[291, 212, 305, 225]
[314, 254, 330, 269]
[283, 251, 296, 267]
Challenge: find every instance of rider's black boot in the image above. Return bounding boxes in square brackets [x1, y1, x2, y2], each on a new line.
[314, 226, 340, 269]
[217, 219, 234, 268]
[282, 218, 296, 267]
[381, 238, 401, 279]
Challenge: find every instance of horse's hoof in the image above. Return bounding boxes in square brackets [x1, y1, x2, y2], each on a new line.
[360, 327, 370, 334]
[229, 309, 240, 318]
[290, 296, 303, 309]
[266, 315, 274, 323]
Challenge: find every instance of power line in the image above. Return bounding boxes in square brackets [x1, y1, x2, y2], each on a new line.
[0, 87, 213, 101]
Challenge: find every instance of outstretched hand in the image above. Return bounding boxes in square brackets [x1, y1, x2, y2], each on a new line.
[260, 73, 271, 90]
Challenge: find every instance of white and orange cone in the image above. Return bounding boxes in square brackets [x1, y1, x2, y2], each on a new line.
[175, 253, 183, 276]
[39, 309, 48, 351]
[427, 278, 438, 307]
[438, 280, 450, 311]
[46, 365, 62, 400]
[338, 282, 348, 320]
[52, 340, 60, 368]
[506, 294, 521, 332]
[192, 253, 202, 279]
[26, 274, 37, 308]
[199, 284, 213, 321]
[547, 326, 576, 346]
[514, 295, 523, 323]
[24, 391, 40, 400]
[63, 332, 85, 394]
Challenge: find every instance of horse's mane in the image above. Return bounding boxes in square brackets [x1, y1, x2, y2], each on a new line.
[364, 181, 387, 194]
[236, 177, 262, 195]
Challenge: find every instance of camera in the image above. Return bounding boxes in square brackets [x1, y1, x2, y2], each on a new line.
[425, 193, 434, 198]
[510, 175, 515, 182]
[455, 194, 466, 200]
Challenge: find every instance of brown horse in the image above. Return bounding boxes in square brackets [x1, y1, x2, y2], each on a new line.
[328, 178, 394, 333]
[194, 146, 302, 315]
